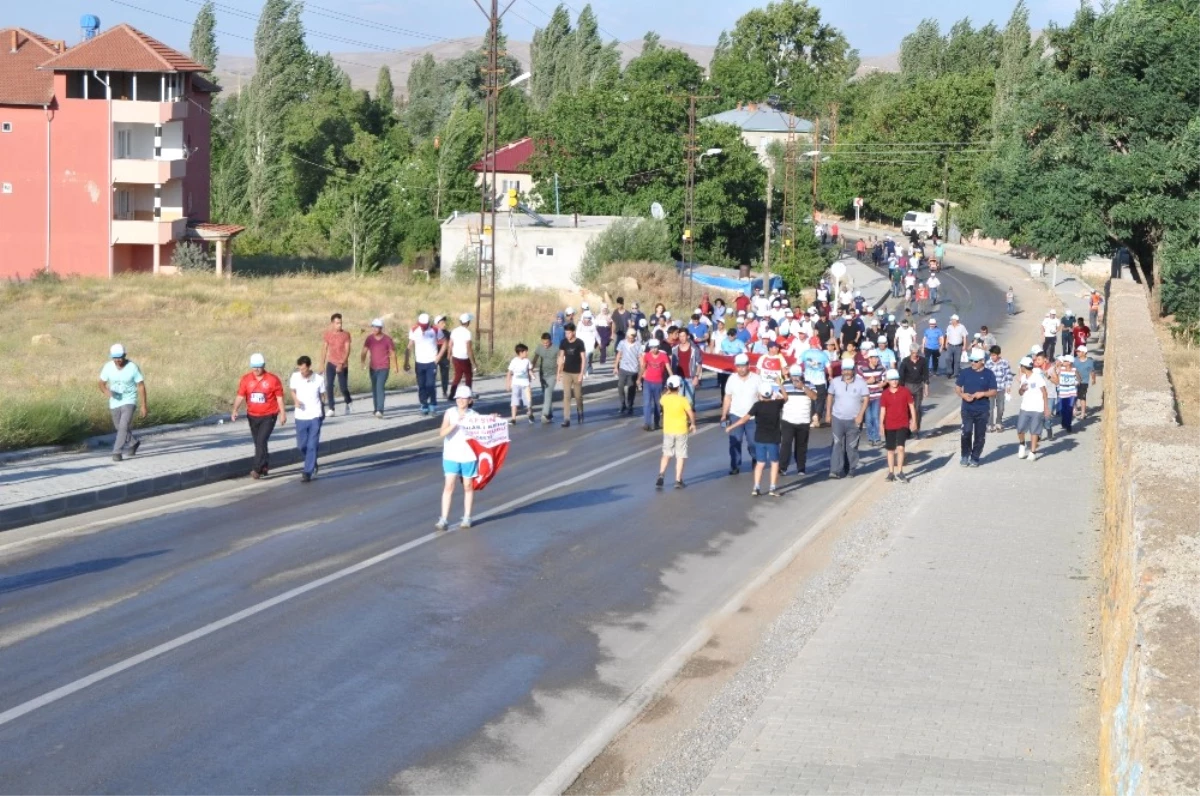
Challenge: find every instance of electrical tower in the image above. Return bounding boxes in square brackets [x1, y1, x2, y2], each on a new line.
[473, 0, 513, 355]
[779, 111, 800, 288]
[676, 92, 718, 304]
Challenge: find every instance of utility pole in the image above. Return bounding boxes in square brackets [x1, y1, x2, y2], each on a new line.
[762, 168, 773, 291]
[675, 92, 718, 303]
[472, 0, 514, 355]
[778, 111, 799, 292]
[811, 115, 821, 216]
[940, 150, 950, 242]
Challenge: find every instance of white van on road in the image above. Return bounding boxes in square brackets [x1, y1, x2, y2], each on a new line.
[901, 211, 938, 239]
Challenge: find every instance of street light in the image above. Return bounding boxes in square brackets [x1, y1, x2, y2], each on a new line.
[507, 71, 531, 88]
[698, 147, 723, 165]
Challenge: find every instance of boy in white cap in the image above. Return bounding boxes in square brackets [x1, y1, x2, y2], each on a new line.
[437, 385, 479, 530]
[449, 313, 477, 396]
[657, 375, 696, 489]
[879, 367, 917, 482]
[1014, 356, 1050, 460]
[360, 318, 397, 418]
[99, 343, 148, 462]
[404, 312, 440, 415]
[232, 353, 286, 478]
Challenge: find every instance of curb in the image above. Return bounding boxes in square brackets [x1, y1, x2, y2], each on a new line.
[0, 376, 618, 533]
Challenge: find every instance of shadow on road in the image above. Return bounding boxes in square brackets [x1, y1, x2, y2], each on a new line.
[0, 550, 170, 595]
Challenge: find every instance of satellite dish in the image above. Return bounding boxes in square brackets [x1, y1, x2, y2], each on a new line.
[829, 261, 847, 279]
[650, 202, 666, 220]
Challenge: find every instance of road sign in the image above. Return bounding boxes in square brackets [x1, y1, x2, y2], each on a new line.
[853, 197, 864, 208]
[853, 197, 863, 229]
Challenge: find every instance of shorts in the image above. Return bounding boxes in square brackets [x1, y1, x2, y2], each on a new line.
[511, 384, 530, 406]
[1076, 383, 1089, 402]
[662, 433, 689, 458]
[443, 458, 478, 477]
[1016, 410, 1044, 435]
[754, 442, 780, 463]
[884, 427, 910, 451]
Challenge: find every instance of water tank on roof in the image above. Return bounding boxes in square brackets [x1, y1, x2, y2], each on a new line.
[80, 15, 101, 40]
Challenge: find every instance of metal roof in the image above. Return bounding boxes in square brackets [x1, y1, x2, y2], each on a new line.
[702, 106, 813, 134]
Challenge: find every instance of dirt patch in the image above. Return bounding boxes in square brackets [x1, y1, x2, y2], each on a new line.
[1154, 322, 1200, 425]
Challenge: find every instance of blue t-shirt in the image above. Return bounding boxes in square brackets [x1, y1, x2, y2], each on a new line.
[923, 327, 943, 350]
[1074, 357, 1095, 383]
[688, 322, 708, 342]
[99, 360, 145, 409]
[955, 366, 997, 416]
[800, 348, 830, 385]
[735, 329, 751, 344]
[720, 337, 747, 356]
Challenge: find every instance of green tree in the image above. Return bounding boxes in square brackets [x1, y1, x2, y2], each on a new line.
[375, 65, 395, 108]
[189, 0, 218, 78]
[531, 4, 571, 110]
[898, 19, 943, 83]
[567, 5, 620, 91]
[990, 1, 1037, 140]
[708, 0, 857, 116]
[623, 43, 704, 90]
[210, 92, 249, 223]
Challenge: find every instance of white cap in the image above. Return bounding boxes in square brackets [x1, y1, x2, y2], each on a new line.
[638, 318, 648, 327]
[737, 309, 747, 316]
[747, 311, 756, 319]
[758, 382, 774, 397]
[249, 353, 266, 367]
[417, 312, 430, 324]
[694, 307, 703, 315]
[789, 364, 804, 377]
[459, 313, 471, 324]
[664, 311, 672, 318]
[950, 314, 960, 320]
[864, 306, 873, 314]
[974, 332, 982, 338]
[666, 374, 683, 389]
[1057, 353, 1072, 362]
[454, 385, 473, 399]
[841, 357, 856, 367]
[626, 327, 638, 337]
[565, 306, 576, 315]
[969, 349, 986, 361]
[877, 335, 887, 343]
[785, 308, 795, 316]
[1020, 356, 1035, 367]
[371, 318, 384, 328]
[734, 353, 750, 366]
[1049, 309, 1057, 315]
[928, 318, 937, 325]
[736, 316, 746, 324]
[581, 302, 590, 310]
[109, 343, 126, 358]
[434, 315, 446, 324]
[582, 311, 594, 319]
[854, 290, 861, 297]
[888, 314, 895, 321]
[1077, 345, 1087, 353]
[646, 338, 659, 347]
[885, 368, 900, 380]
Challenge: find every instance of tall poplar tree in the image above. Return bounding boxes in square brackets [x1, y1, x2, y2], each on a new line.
[189, 1, 218, 78]
[531, 5, 571, 110]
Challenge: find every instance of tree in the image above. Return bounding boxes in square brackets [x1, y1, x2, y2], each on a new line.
[898, 19, 943, 83]
[375, 65, 395, 108]
[531, 5, 571, 110]
[990, 1, 1037, 140]
[189, 0, 218, 78]
[567, 5, 620, 91]
[709, 0, 857, 116]
[623, 44, 704, 91]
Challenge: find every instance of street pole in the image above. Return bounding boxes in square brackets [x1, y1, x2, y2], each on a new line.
[940, 150, 950, 243]
[674, 91, 718, 304]
[811, 115, 821, 216]
[854, 203, 860, 230]
[554, 173, 560, 215]
[762, 167, 773, 294]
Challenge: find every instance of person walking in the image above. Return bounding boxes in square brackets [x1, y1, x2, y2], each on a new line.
[531, 333, 556, 424]
[858, 348, 886, 446]
[879, 368, 917, 482]
[984, 345, 1014, 432]
[780, 366, 817, 476]
[577, 311, 600, 375]
[549, 311, 566, 349]
[1073, 345, 1096, 419]
[1014, 356, 1050, 461]
[1041, 310, 1060, 359]
[232, 353, 286, 479]
[799, 340, 831, 427]
[656, 375, 696, 489]
[671, 329, 703, 408]
[611, 298, 630, 350]
[923, 318, 944, 376]
[506, 343, 535, 424]
[594, 303, 613, 365]
[720, 353, 761, 475]
[826, 357, 869, 478]
[361, 319, 397, 418]
[99, 343, 148, 462]
[318, 313, 352, 415]
[435, 315, 452, 401]
[615, 328, 643, 415]
[1006, 286, 1016, 316]
[404, 312, 441, 415]
[717, 326, 748, 396]
[1055, 354, 1080, 433]
[944, 314, 968, 378]
[289, 355, 326, 482]
[639, 338, 672, 431]
[897, 345, 930, 436]
[1088, 290, 1104, 333]
[449, 313, 477, 396]
[557, 322, 588, 427]
[726, 381, 788, 497]
[436, 385, 480, 531]
[926, 273, 941, 306]
[954, 349, 998, 467]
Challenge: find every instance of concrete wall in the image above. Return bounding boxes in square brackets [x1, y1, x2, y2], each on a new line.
[1099, 279, 1200, 795]
[50, 75, 112, 278]
[440, 222, 603, 290]
[0, 103, 50, 278]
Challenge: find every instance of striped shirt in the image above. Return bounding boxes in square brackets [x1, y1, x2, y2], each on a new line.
[857, 364, 886, 400]
[1057, 366, 1078, 398]
[985, 357, 1014, 391]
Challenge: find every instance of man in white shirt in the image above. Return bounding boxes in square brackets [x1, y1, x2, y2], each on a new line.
[895, 319, 917, 358]
[752, 288, 770, 316]
[1013, 356, 1050, 461]
[449, 313, 477, 396]
[943, 314, 969, 378]
[404, 312, 442, 415]
[926, 273, 941, 306]
[289, 355, 327, 482]
[719, 354, 762, 475]
[781, 365, 818, 476]
[1041, 310, 1061, 359]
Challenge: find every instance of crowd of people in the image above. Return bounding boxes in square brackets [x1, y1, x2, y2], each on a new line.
[95, 248, 1103, 527]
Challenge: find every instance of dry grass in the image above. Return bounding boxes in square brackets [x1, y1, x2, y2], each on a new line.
[0, 271, 566, 449]
[1155, 322, 1200, 426]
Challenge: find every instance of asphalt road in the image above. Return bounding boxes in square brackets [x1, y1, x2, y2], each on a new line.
[0, 255, 1008, 794]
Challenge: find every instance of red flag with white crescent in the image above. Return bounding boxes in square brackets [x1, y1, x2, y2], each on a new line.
[701, 350, 798, 374]
[467, 438, 509, 491]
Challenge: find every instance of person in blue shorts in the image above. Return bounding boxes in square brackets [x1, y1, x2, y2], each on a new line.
[437, 385, 479, 530]
[726, 381, 788, 497]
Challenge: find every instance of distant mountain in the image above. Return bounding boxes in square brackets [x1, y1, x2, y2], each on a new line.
[214, 38, 717, 95]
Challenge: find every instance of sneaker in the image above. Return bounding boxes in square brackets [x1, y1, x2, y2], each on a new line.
[344, 404, 351, 416]
[751, 487, 762, 497]
[301, 472, 312, 483]
[968, 459, 980, 468]
[509, 418, 518, 426]
[886, 472, 895, 482]
[896, 472, 909, 483]
[655, 475, 664, 489]
[577, 411, 585, 425]
[768, 486, 780, 497]
[250, 469, 260, 479]
[644, 424, 653, 432]
[129, 440, 141, 457]
[1028, 451, 1038, 462]
[561, 420, 571, 428]
[829, 471, 844, 479]
[435, 518, 449, 531]
[675, 480, 686, 489]
[460, 517, 472, 529]
[542, 415, 552, 424]
[729, 466, 740, 475]
[528, 414, 536, 424]
[374, 411, 384, 419]
[959, 456, 969, 467]
[112, 453, 123, 462]
[1018, 445, 1027, 459]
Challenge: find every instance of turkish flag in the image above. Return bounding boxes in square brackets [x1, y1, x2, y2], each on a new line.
[466, 438, 509, 491]
[701, 350, 797, 374]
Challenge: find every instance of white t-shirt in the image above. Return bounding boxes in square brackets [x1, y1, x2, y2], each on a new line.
[752, 296, 770, 315]
[442, 408, 478, 463]
[1019, 370, 1048, 412]
[781, 387, 813, 424]
[450, 325, 472, 359]
[838, 289, 854, 306]
[895, 327, 918, 357]
[904, 274, 917, 287]
[927, 275, 940, 290]
[576, 322, 598, 353]
[1041, 317, 1060, 337]
[508, 356, 532, 385]
[944, 323, 968, 345]
[289, 371, 326, 421]
[725, 372, 762, 417]
[409, 325, 439, 364]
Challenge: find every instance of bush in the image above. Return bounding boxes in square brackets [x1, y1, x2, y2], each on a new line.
[576, 218, 672, 285]
[171, 241, 211, 272]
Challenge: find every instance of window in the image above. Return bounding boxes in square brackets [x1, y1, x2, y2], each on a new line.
[115, 189, 133, 219]
[2, 183, 12, 194]
[115, 129, 132, 159]
[1, 122, 11, 133]
[536, 246, 554, 257]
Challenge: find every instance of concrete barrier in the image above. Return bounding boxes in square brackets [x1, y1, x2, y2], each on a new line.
[1099, 280, 1200, 794]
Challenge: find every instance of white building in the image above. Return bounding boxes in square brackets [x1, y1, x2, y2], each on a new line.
[439, 211, 627, 290]
[703, 102, 814, 167]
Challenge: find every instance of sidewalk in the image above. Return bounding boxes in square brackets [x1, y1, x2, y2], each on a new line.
[0, 367, 617, 531]
[698, 261, 1102, 793]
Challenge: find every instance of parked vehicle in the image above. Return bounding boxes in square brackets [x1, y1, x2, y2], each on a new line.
[901, 211, 938, 239]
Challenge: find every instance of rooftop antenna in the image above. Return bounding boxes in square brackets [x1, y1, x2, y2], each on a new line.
[80, 14, 101, 41]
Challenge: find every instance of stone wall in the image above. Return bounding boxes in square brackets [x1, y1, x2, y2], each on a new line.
[1099, 280, 1200, 794]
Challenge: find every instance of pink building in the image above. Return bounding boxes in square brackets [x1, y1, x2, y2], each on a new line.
[0, 23, 240, 279]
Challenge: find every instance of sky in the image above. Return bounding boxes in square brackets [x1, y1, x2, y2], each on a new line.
[11, 0, 1086, 60]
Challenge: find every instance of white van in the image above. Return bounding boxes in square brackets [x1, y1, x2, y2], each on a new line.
[901, 211, 938, 238]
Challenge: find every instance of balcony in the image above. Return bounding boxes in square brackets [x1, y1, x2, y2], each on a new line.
[111, 217, 187, 246]
[111, 158, 186, 184]
[111, 100, 188, 125]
